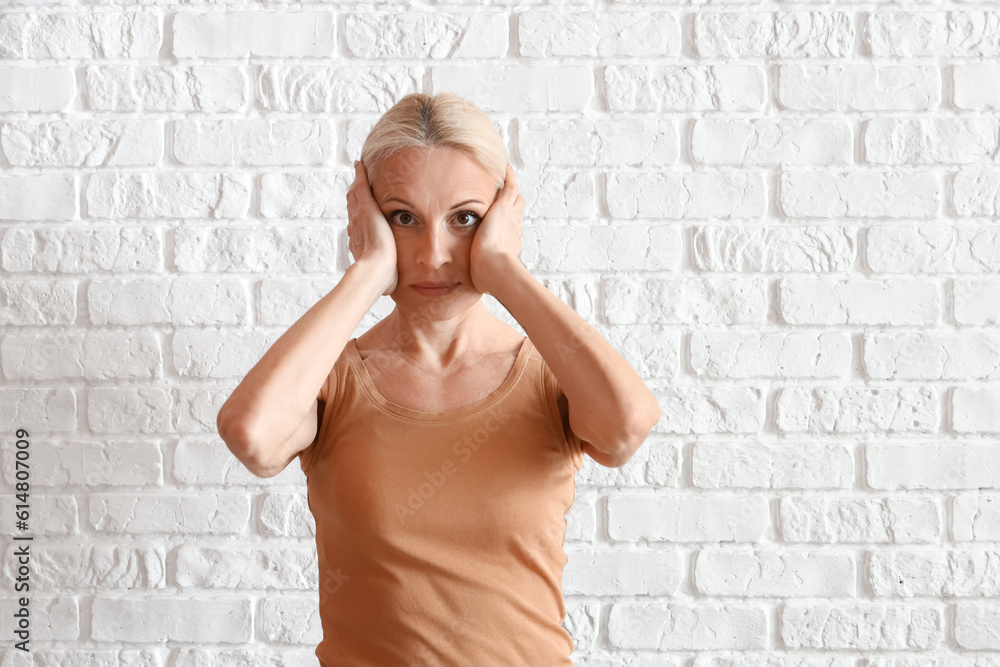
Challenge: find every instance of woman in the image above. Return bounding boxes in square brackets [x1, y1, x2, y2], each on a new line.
[217, 92, 660, 666]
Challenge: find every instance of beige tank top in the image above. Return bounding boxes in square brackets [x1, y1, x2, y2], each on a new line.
[297, 336, 584, 666]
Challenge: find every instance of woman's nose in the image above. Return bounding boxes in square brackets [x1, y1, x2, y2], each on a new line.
[416, 221, 452, 268]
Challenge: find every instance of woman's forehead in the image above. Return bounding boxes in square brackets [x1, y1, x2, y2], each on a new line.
[375, 147, 495, 198]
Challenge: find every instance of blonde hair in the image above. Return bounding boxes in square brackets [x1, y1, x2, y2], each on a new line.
[359, 92, 509, 191]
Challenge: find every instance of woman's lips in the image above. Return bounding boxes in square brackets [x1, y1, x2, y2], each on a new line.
[410, 282, 459, 296]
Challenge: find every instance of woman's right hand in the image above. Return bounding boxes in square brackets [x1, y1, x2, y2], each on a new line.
[346, 159, 398, 296]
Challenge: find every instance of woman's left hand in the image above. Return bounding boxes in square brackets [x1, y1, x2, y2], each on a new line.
[470, 164, 525, 296]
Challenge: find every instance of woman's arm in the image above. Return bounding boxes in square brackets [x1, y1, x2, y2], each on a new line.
[218, 161, 396, 477]
[492, 262, 660, 467]
[471, 165, 660, 467]
[217, 260, 387, 477]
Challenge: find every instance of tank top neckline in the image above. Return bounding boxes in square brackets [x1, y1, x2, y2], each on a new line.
[345, 336, 533, 422]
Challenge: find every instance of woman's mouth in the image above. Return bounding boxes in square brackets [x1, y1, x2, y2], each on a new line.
[410, 282, 459, 296]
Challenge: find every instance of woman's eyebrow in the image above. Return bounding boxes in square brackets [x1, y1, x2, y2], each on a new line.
[382, 196, 485, 209]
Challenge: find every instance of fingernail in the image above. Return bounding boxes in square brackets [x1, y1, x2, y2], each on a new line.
[354, 160, 359, 168]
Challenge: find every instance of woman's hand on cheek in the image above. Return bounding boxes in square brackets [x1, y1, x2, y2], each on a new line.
[470, 164, 525, 296]
[347, 160, 398, 296]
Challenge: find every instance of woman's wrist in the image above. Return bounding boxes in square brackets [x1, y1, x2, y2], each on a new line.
[346, 256, 396, 297]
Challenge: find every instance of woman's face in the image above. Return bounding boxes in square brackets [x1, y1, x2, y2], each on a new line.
[369, 146, 501, 319]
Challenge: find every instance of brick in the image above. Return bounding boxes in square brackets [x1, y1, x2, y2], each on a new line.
[953, 386, 1000, 433]
[693, 442, 853, 489]
[174, 120, 335, 166]
[563, 549, 682, 595]
[696, 549, 855, 596]
[565, 494, 596, 542]
[780, 170, 940, 218]
[174, 385, 232, 435]
[86, 387, 172, 434]
[176, 545, 316, 589]
[955, 280, 1000, 325]
[0, 598, 77, 641]
[607, 172, 766, 219]
[866, 225, 1000, 273]
[865, 333, 1000, 380]
[2, 333, 159, 380]
[691, 331, 851, 379]
[1, 494, 77, 535]
[88, 279, 169, 325]
[2, 120, 162, 167]
[0, 280, 76, 325]
[9, 542, 165, 589]
[519, 11, 680, 57]
[955, 603, 1000, 649]
[0, 12, 160, 59]
[605, 277, 766, 325]
[780, 497, 940, 543]
[260, 597, 322, 644]
[86, 173, 250, 219]
[954, 64, 1000, 110]
[0, 175, 76, 222]
[172, 330, 279, 379]
[1, 440, 161, 486]
[693, 659, 855, 667]
[91, 598, 251, 642]
[173, 647, 316, 666]
[604, 326, 680, 381]
[260, 172, 346, 219]
[258, 66, 422, 113]
[693, 225, 855, 272]
[608, 494, 769, 542]
[172, 226, 339, 273]
[866, 11, 1000, 57]
[516, 170, 596, 219]
[166, 280, 249, 326]
[695, 12, 853, 57]
[346, 12, 506, 58]
[868, 443, 1000, 490]
[86, 65, 248, 112]
[779, 278, 940, 325]
[606, 65, 765, 111]
[954, 168, 1000, 217]
[781, 603, 941, 649]
[173, 12, 334, 58]
[778, 64, 939, 111]
[692, 119, 852, 166]
[517, 118, 679, 167]
[0, 388, 75, 432]
[1, 227, 160, 273]
[0, 67, 74, 112]
[608, 603, 767, 650]
[260, 493, 315, 537]
[870, 550, 1000, 596]
[258, 278, 339, 327]
[15, 649, 168, 666]
[433, 66, 593, 113]
[954, 494, 1000, 541]
[521, 225, 679, 272]
[777, 386, 938, 434]
[655, 387, 763, 435]
[576, 439, 668, 489]
[865, 118, 1000, 164]
[90, 493, 249, 534]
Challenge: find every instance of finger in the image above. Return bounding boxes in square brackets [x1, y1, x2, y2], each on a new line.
[355, 159, 371, 190]
[501, 164, 519, 203]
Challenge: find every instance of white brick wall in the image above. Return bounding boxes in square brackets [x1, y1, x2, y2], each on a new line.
[1, 1, 998, 664]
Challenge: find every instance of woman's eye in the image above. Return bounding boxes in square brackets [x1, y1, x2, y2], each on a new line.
[390, 211, 415, 225]
[455, 211, 480, 226]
